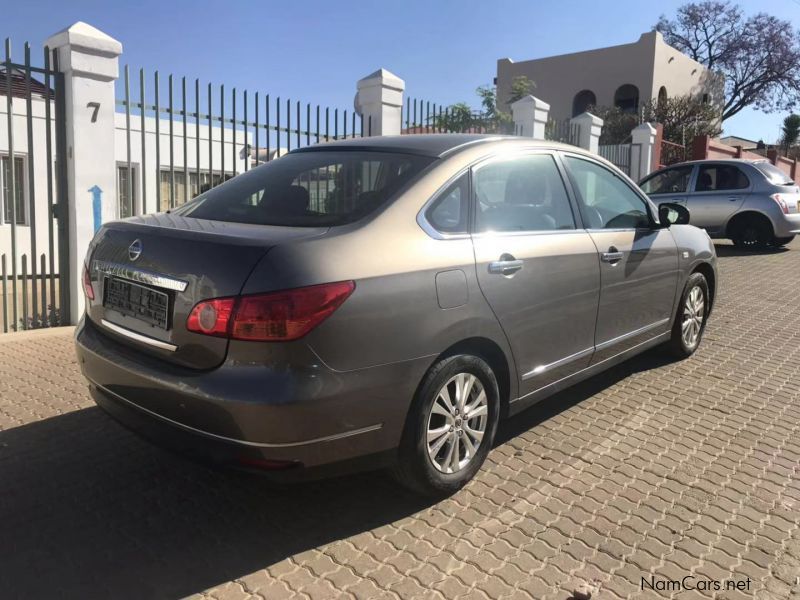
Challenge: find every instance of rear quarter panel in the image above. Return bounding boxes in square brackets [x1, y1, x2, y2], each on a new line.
[240, 148, 519, 397]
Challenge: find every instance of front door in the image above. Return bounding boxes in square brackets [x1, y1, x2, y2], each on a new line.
[688, 163, 751, 235]
[471, 152, 600, 398]
[562, 154, 680, 362]
[640, 164, 695, 209]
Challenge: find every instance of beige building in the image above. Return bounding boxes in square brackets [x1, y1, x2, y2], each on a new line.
[496, 31, 719, 121]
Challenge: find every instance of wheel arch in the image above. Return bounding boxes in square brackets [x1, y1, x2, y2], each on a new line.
[725, 210, 775, 239]
[434, 337, 514, 419]
[691, 262, 716, 315]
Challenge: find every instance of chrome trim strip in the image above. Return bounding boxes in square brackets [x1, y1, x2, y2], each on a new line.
[521, 347, 594, 380]
[512, 330, 670, 404]
[595, 318, 670, 352]
[100, 319, 178, 352]
[93, 381, 383, 448]
[93, 260, 188, 292]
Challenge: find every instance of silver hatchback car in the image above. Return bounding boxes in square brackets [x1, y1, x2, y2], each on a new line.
[75, 135, 717, 495]
[640, 159, 800, 249]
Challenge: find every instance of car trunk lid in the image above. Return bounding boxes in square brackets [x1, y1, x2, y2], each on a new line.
[85, 213, 327, 369]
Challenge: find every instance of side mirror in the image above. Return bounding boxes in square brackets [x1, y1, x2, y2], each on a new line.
[658, 202, 690, 227]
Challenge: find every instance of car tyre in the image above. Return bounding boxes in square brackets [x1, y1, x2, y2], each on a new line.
[773, 235, 795, 247]
[731, 217, 772, 249]
[667, 272, 709, 359]
[392, 355, 500, 496]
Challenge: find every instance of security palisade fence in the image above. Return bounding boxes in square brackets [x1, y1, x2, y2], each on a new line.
[116, 66, 372, 217]
[1, 39, 70, 333]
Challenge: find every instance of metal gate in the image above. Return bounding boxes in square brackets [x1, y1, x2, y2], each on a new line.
[1, 39, 70, 333]
[599, 144, 632, 177]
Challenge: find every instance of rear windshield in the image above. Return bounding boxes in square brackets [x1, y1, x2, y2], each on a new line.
[172, 150, 434, 226]
[753, 162, 795, 186]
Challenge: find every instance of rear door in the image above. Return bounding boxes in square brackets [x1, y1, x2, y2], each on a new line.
[640, 164, 695, 208]
[688, 163, 751, 234]
[561, 153, 679, 362]
[471, 151, 600, 398]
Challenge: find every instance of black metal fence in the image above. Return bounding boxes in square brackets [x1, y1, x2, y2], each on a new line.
[116, 67, 373, 217]
[1, 39, 69, 333]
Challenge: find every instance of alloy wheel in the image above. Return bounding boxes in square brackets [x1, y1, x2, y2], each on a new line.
[681, 286, 705, 349]
[426, 373, 488, 474]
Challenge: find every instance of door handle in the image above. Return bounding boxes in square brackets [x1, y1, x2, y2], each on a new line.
[601, 246, 623, 264]
[488, 257, 524, 275]
[727, 196, 740, 202]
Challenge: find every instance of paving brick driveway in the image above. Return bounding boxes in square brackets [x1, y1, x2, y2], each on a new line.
[1, 241, 800, 600]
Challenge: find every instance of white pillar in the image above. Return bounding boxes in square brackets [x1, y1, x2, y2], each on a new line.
[571, 112, 604, 155]
[631, 122, 658, 181]
[510, 95, 549, 140]
[354, 69, 405, 136]
[45, 22, 122, 324]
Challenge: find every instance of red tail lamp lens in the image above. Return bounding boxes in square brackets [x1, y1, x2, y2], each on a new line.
[186, 298, 236, 337]
[83, 265, 94, 301]
[186, 281, 355, 341]
[232, 281, 355, 341]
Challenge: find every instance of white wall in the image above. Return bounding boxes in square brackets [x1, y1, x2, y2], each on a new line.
[0, 94, 252, 273]
[114, 111, 251, 214]
[0, 97, 58, 275]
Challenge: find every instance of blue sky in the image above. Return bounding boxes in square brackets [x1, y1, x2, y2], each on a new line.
[5, 0, 800, 142]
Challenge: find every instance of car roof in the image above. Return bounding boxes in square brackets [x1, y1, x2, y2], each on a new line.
[291, 133, 574, 159]
[663, 158, 770, 168]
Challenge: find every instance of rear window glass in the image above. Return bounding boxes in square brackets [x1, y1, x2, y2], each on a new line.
[695, 164, 750, 192]
[753, 162, 795, 186]
[173, 151, 434, 226]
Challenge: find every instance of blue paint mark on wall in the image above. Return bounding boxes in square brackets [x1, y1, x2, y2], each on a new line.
[89, 185, 102, 233]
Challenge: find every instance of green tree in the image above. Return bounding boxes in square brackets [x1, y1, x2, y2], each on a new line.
[780, 114, 800, 154]
[435, 76, 536, 134]
[593, 95, 721, 146]
[508, 76, 536, 105]
[433, 102, 474, 133]
[656, 1, 800, 121]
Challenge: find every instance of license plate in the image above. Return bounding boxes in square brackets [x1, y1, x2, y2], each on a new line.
[103, 277, 170, 329]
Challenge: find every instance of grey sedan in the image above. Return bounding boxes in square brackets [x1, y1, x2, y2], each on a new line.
[75, 135, 717, 495]
[640, 159, 800, 248]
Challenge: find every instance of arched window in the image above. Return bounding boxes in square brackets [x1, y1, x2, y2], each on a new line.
[614, 84, 640, 114]
[658, 86, 667, 105]
[572, 90, 597, 117]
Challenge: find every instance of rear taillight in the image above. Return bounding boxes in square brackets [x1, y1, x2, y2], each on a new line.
[186, 298, 236, 337]
[82, 264, 94, 300]
[186, 281, 355, 342]
[771, 193, 789, 214]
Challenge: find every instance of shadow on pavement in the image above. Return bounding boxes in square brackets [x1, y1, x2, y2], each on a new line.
[713, 243, 789, 257]
[0, 348, 674, 599]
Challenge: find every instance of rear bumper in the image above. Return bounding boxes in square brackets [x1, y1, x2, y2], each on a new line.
[776, 213, 800, 237]
[75, 316, 431, 473]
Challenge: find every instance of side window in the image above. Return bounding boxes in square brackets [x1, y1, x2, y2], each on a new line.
[425, 173, 469, 234]
[695, 165, 750, 192]
[640, 166, 694, 195]
[564, 155, 651, 229]
[473, 154, 575, 233]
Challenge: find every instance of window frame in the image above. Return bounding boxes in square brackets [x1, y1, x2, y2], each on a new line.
[421, 171, 471, 236]
[0, 154, 29, 227]
[469, 149, 582, 238]
[560, 151, 659, 232]
[116, 162, 139, 219]
[639, 164, 696, 196]
[690, 162, 752, 194]
[417, 168, 472, 240]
